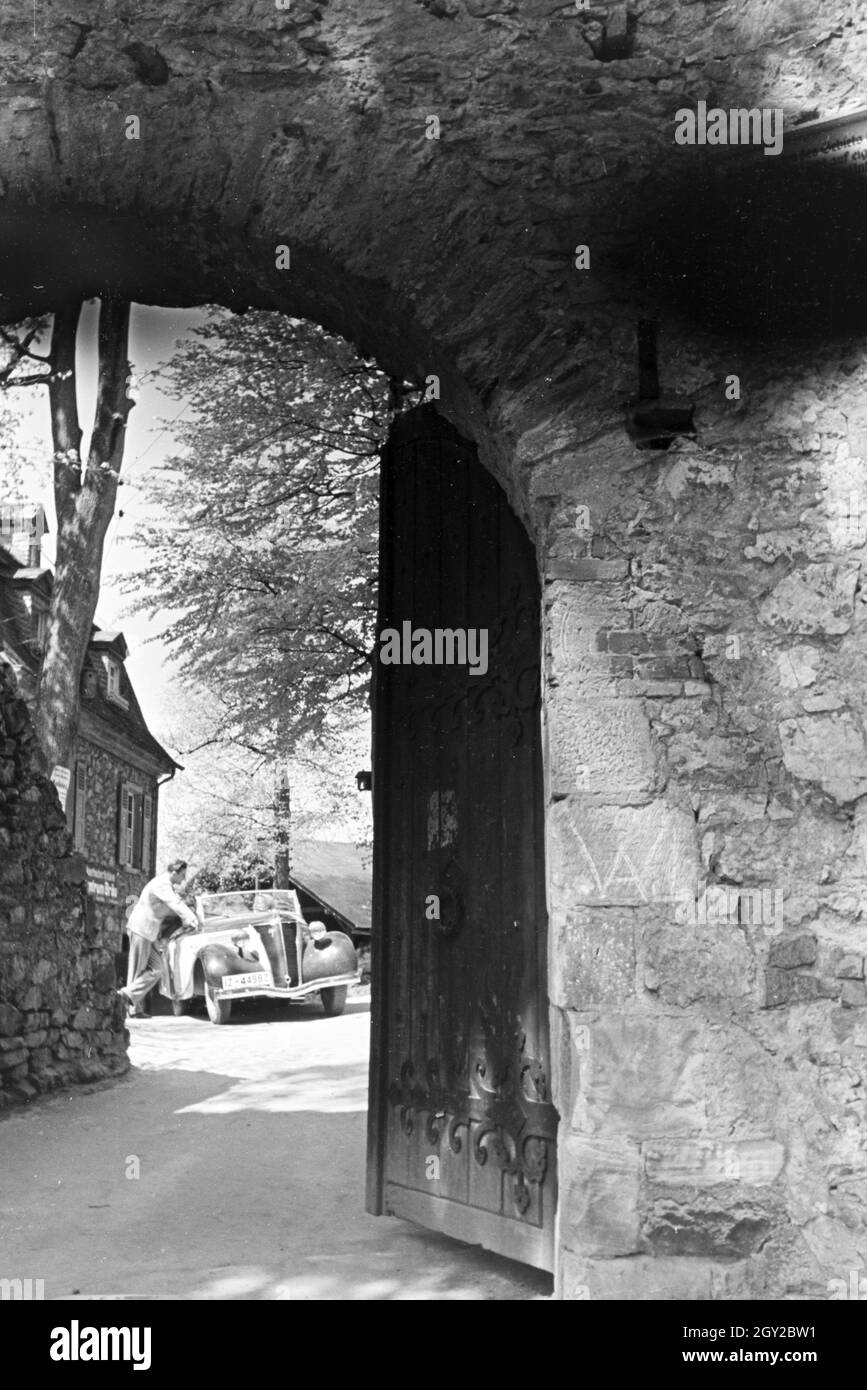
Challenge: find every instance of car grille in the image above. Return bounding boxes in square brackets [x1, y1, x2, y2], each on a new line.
[255, 921, 291, 986]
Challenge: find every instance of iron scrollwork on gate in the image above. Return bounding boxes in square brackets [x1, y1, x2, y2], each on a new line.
[387, 1028, 558, 1217]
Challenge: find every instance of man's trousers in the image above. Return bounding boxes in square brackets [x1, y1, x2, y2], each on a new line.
[125, 931, 164, 1007]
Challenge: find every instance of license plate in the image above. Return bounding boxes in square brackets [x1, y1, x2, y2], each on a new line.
[221, 971, 271, 990]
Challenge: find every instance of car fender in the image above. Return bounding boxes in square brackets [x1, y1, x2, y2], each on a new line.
[199, 941, 258, 988]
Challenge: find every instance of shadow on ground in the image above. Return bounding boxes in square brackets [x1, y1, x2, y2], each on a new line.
[0, 1008, 553, 1300]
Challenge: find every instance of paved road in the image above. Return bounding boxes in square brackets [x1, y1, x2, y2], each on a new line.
[0, 994, 552, 1300]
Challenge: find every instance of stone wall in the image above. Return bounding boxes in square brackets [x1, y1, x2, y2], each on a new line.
[546, 333, 867, 1300]
[2, 0, 867, 1297]
[0, 663, 128, 1110]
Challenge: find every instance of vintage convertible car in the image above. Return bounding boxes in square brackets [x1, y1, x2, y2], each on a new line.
[160, 888, 359, 1024]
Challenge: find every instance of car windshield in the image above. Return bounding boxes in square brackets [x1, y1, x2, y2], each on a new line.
[196, 889, 304, 923]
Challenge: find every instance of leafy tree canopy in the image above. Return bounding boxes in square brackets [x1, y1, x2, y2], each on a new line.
[157, 684, 372, 881]
[127, 309, 396, 759]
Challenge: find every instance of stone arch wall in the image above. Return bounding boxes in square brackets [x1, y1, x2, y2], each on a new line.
[1, 0, 858, 513]
[3, 0, 867, 1297]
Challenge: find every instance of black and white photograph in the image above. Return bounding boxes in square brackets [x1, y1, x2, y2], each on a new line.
[0, 0, 866, 1340]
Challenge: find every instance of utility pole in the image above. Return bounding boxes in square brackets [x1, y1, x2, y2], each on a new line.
[274, 766, 291, 890]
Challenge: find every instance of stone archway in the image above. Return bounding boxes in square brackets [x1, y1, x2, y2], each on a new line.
[3, 0, 867, 1301]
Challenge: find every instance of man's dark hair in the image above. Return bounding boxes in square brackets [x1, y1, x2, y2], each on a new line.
[167, 858, 188, 875]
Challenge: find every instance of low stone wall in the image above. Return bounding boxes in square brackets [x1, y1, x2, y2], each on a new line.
[0, 662, 128, 1110]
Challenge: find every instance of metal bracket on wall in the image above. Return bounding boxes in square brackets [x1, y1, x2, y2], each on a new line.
[625, 318, 696, 451]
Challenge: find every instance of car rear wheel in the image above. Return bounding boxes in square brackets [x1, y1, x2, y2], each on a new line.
[171, 998, 192, 1017]
[205, 986, 232, 1025]
[320, 985, 348, 1017]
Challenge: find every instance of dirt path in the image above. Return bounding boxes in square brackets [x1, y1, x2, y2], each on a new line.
[0, 996, 552, 1300]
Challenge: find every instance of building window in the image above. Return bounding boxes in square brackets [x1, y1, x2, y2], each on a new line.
[103, 656, 130, 710]
[104, 657, 121, 698]
[73, 761, 87, 852]
[118, 781, 144, 870]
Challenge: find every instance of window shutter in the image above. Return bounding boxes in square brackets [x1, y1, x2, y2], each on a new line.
[142, 794, 153, 874]
[73, 762, 87, 852]
[132, 792, 144, 871]
[119, 782, 135, 867]
[117, 781, 126, 865]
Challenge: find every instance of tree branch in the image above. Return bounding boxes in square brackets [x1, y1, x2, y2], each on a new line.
[47, 302, 84, 518]
[1, 371, 51, 388]
[0, 322, 51, 386]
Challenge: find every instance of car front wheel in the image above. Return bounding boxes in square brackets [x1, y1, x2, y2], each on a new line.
[320, 985, 348, 1017]
[205, 986, 232, 1025]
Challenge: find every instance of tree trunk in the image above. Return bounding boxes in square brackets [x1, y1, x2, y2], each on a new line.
[274, 848, 290, 890]
[273, 774, 291, 888]
[34, 298, 133, 774]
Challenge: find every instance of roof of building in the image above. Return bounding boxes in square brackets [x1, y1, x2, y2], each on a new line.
[289, 839, 372, 934]
[11, 566, 52, 584]
[91, 630, 129, 657]
[79, 646, 179, 774]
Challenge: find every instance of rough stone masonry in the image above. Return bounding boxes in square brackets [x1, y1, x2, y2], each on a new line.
[1, 0, 867, 1298]
[0, 663, 127, 1110]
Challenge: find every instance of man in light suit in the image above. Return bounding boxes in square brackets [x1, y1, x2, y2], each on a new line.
[118, 859, 199, 1018]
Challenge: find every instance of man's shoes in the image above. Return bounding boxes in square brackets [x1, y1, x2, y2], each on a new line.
[116, 988, 150, 1019]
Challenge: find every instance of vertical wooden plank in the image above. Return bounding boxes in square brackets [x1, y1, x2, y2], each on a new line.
[494, 468, 551, 1232]
[387, 429, 422, 1194]
[366, 423, 393, 1214]
[432, 422, 472, 1211]
[402, 427, 437, 1198]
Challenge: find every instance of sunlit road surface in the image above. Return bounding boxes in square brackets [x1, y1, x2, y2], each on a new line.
[0, 993, 552, 1300]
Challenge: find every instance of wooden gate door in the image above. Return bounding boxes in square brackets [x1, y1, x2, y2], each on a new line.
[366, 404, 558, 1272]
